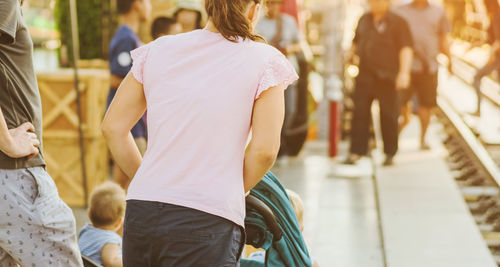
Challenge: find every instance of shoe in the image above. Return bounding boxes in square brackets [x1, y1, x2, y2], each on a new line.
[343, 154, 361, 165]
[420, 143, 431, 150]
[383, 155, 394, 166]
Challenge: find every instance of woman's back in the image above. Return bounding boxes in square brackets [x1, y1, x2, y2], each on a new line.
[127, 29, 297, 226]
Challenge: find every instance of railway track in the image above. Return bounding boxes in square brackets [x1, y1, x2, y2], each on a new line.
[438, 54, 500, 265]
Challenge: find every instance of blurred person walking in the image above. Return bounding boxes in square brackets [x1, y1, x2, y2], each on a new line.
[471, 0, 500, 116]
[102, 0, 298, 265]
[108, 0, 151, 189]
[396, 0, 452, 148]
[0, 0, 83, 266]
[256, 0, 302, 159]
[344, 0, 413, 166]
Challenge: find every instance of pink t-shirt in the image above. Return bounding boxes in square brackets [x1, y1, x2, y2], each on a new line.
[127, 29, 298, 227]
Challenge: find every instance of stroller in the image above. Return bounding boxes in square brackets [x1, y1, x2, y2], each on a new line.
[83, 172, 312, 267]
[241, 172, 312, 267]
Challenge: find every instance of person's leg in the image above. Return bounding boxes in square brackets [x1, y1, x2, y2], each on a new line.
[473, 59, 500, 115]
[348, 73, 375, 161]
[416, 72, 438, 149]
[398, 76, 416, 134]
[0, 168, 83, 267]
[399, 102, 411, 134]
[376, 78, 399, 164]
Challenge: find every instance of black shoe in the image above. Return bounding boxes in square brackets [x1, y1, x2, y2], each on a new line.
[383, 155, 394, 166]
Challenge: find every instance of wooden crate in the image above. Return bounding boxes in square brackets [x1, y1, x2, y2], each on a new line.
[37, 69, 111, 207]
[43, 136, 109, 207]
[37, 69, 109, 138]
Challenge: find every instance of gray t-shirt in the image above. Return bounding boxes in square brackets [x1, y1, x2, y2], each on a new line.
[0, 0, 45, 169]
[394, 3, 451, 73]
[256, 14, 301, 70]
[256, 14, 300, 48]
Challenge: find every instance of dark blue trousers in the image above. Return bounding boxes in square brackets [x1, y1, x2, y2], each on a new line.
[122, 200, 245, 267]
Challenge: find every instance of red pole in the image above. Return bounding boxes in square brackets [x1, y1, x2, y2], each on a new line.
[329, 100, 340, 157]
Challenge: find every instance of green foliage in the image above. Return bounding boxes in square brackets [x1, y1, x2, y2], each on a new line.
[54, 0, 107, 63]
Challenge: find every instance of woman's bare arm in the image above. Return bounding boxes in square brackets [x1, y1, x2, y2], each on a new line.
[102, 73, 146, 182]
[243, 84, 285, 192]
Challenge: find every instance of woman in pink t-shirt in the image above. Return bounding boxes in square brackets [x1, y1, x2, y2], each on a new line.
[102, 0, 298, 265]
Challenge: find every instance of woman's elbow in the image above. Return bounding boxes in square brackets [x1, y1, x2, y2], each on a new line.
[254, 144, 280, 164]
[101, 119, 123, 141]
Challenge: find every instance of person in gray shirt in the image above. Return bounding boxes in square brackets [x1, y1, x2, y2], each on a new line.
[0, 0, 83, 266]
[395, 0, 452, 150]
[256, 0, 302, 159]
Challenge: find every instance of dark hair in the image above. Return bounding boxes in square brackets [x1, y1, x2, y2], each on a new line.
[151, 17, 178, 39]
[205, 0, 264, 42]
[174, 8, 203, 30]
[117, 0, 136, 14]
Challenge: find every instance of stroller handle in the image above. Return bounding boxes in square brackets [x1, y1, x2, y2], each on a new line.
[246, 195, 283, 241]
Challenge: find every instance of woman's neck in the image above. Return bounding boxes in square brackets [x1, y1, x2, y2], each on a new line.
[204, 20, 220, 33]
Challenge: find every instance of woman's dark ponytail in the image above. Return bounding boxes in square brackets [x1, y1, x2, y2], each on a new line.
[205, 0, 264, 42]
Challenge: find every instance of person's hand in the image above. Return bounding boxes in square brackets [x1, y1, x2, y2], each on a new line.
[396, 72, 410, 91]
[1, 122, 40, 159]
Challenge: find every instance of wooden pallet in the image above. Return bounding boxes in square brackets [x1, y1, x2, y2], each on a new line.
[43, 136, 109, 207]
[37, 69, 110, 207]
[37, 69, 109, 138]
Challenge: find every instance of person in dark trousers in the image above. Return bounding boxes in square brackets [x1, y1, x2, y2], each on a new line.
[345, 0, 413, 166]
[0, 0, 83, 265]
[256, 0, 302, 161]
[472, 0, 500, 116]
[108, 0, 151, 189]
[396, 0, 452, 148]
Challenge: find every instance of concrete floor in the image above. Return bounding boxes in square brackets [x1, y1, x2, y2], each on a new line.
[270, 141, 384, 267]
[270, 116, 496, 266]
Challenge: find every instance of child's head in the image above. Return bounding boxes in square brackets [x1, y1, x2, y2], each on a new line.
[286, 189, 304, 232]
[118, 0, 152, 22]
[151, 17, 182, 39]
[88, 182, 126, 231]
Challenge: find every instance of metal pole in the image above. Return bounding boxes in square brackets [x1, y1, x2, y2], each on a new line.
[69, 0, 89, 207]
[322, 0, 345, 157]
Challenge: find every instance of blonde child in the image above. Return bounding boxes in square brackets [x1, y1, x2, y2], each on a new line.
[79, 182, 126, 267]
[248, 189, 320, 267]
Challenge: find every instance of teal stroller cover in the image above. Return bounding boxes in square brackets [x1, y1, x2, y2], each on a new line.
[241, 172, 312, 267]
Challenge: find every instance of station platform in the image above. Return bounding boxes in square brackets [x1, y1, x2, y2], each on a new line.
[71, 115, 496, 267]
[272, 118, 496, 266]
